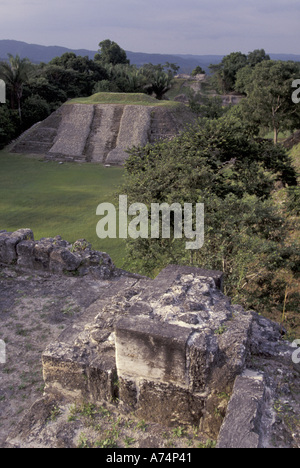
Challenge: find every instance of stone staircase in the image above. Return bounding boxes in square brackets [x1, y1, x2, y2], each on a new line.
[105, 105, 152, 165]
[84, 105, 124, 163]
[46, 104, 94, 162]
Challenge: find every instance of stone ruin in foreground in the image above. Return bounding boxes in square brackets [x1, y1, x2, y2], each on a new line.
[0, 229, 299, 448]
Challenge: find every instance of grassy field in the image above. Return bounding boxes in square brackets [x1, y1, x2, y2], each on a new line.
[0, 150, 127, 268]
[68, 92, 180, 107]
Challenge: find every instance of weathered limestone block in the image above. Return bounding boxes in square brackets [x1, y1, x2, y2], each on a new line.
[217, 370, 267, 448]
[187, 331, 221, 393]
[37, 261, 292, 440]
[136, 380, 205, 427]
[75, 247, 115, 279]
[17, 238, 79, 273]
[49, 247, 81, 274]
[33, 241, 54, 271]
[16, 240, 36, 269]
[113, 271, 253, 431]
[40, 264, 252, 432]
[0, 229, 34, 264]
[116, 316, 191, 387]
[42, 342, 117, 404]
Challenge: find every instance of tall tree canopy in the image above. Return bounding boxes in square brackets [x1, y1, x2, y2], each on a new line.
[0, 54, 33, 120]
[95, 39, 130, 66]
[235, 60, 300, 143]
[121, 116, 298, 317]
[209, 49, 270, 93]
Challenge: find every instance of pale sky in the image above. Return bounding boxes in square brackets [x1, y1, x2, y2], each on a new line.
[0, 0, 299, 55]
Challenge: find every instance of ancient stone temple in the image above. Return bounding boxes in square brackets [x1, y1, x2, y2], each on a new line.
[9, 102, 195, 165]
[0, 229, 299, 448]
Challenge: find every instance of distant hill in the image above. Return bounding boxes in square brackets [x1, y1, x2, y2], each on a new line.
[1, 40, 300, 73]
[0, 40, 222, 72]
[0, 40, 96, 64]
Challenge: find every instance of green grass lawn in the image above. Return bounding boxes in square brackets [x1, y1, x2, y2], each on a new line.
[0, 150, 127, 268]
[68, 92, 180, 107]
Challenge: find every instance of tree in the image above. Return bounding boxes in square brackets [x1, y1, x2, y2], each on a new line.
[46, 53, 108, 96]
[101, 63, 145, 93]
[234, 65, 253, 94]
[236, 60, 300, 143]
[22, 95, 51, 130]
[187, 89, 228, 119]
[164, 62, 180, 77]
[140, 64, 174, 100]
[209, 49, 270, 94]
[191, 66, 205, 76]
[23, 76, 67, 111]
[0, 54, 33, 120]
[120, 116, 298, 317]
[0, 105, 19, 148]
[247, 49, 270, 67]
[95, 39, 129, 66]
[145, 69, 173, 100]
[209, 52, 247, 93]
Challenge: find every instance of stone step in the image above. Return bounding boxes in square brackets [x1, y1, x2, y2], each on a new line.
[47, 104, 94, 161]
[106, 105, 151, 165]
[84, 105, 124, 163]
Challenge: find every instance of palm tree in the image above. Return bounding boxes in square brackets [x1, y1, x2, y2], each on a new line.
[148, 70, 173, 100]
[0, 54, 33, 121]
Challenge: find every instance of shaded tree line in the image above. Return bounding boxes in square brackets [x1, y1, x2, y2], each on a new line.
[191, 49, 300, 144]
[121, 116, 299, 334]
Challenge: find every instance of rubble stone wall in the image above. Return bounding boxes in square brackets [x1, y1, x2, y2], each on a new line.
[0, 229, 115, 279]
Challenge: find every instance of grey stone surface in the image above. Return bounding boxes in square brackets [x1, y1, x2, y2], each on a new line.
[48, 104, 94, 160]
[84, 105, 124, 163]
[39, 258, 252, 431]
[0, 229, 34, 264]
[106, 105, 151, 165]
[217, 370, 267, 448]
[10, 108, 63, 154]
[1, 229, 299, 448]
[116, 316, 192, 387]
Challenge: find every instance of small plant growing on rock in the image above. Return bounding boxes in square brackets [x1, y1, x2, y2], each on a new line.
[214, 325, 227, 335]
[49, 405, 61, 422]
[197, 439, 217, 449]
[71, 239, 92, 252]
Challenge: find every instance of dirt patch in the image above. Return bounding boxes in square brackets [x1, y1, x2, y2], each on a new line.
[0, 266, 107, 446]
[6, 397, 210, 449]
[0, 265, 209, 449]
